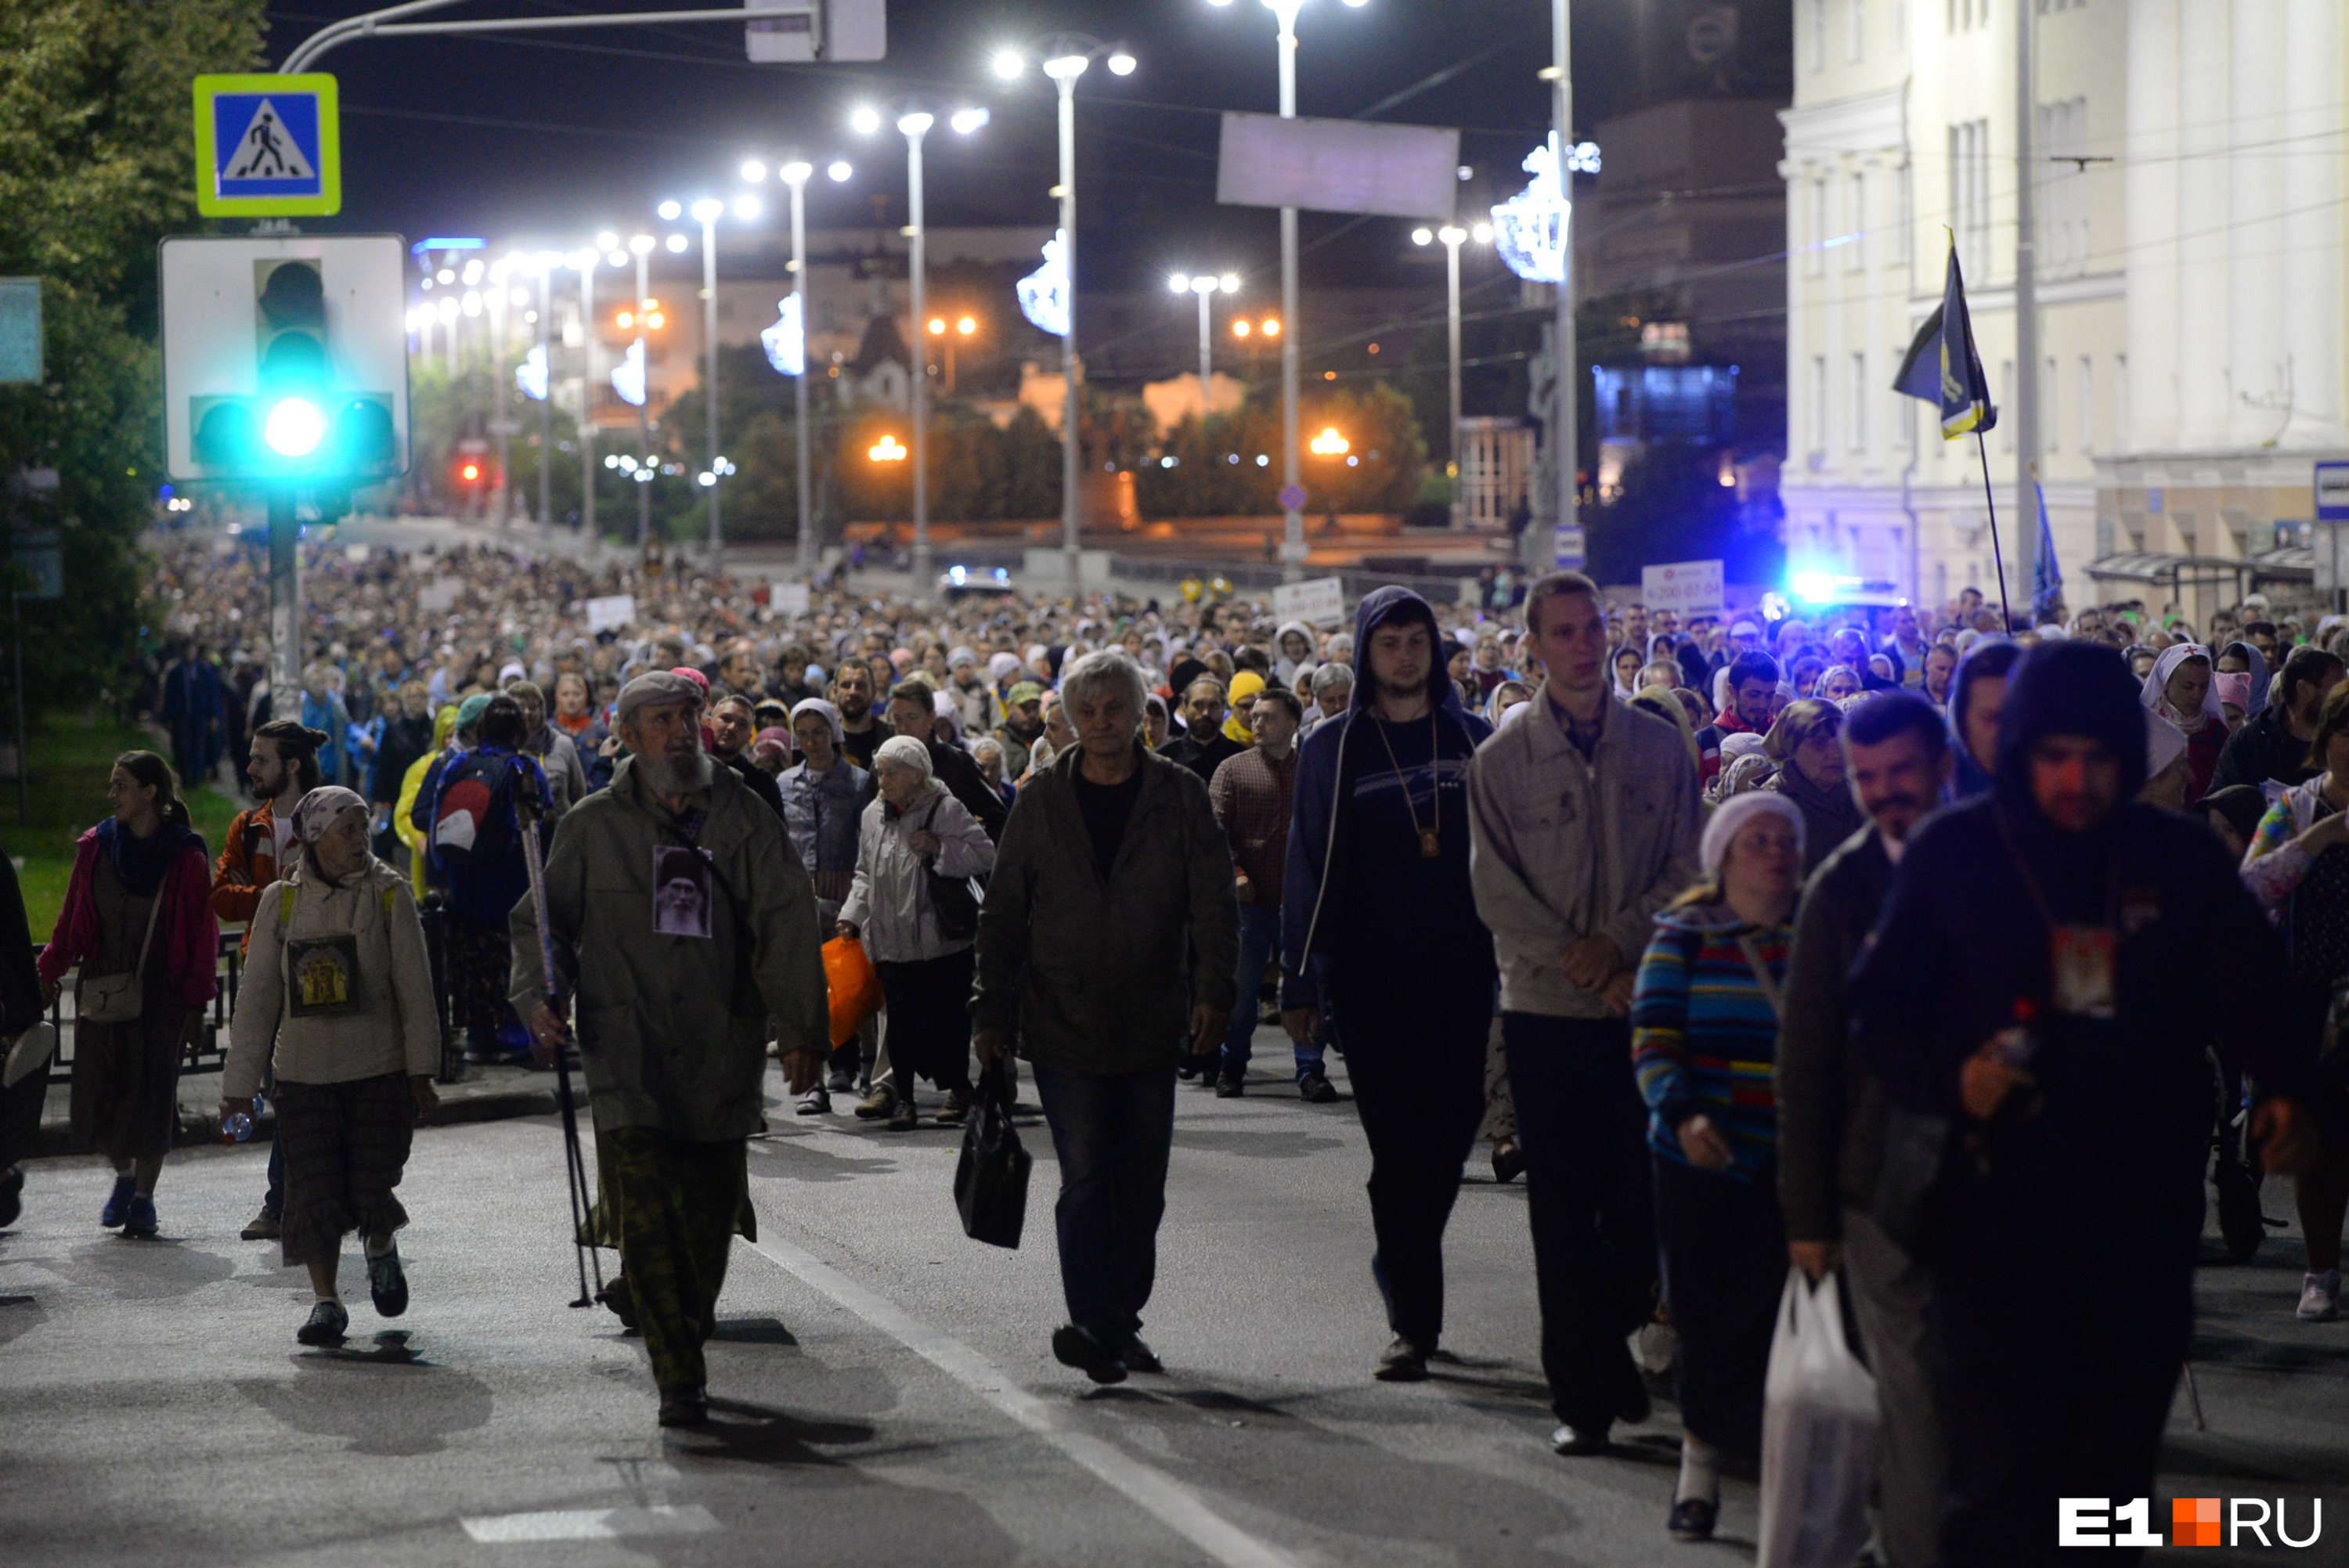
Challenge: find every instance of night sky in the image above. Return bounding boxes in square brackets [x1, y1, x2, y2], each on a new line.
[262, 0, 1636, 292]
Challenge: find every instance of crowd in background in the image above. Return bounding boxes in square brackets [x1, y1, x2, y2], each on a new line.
[48, 530, 2346, 1561]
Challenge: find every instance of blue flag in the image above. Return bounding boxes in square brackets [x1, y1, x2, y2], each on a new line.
[1892, 239, 1997, 439]
[2032, 477, 2062, 622]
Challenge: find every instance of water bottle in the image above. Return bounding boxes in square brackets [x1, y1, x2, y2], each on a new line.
[222, 1092, 263, 1146]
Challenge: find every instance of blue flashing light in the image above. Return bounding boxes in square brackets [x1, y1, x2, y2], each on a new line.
[992, 568, 1009, 583]
[411, 237, 487, 254]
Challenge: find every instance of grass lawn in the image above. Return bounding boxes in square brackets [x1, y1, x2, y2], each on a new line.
[5, 715, 240, 939]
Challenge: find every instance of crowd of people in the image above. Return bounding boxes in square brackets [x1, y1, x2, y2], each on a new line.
[2, 526, 2340, 1564]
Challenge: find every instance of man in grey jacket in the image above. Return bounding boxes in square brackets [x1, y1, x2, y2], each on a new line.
[973, 649, 1236, 1386]
[1467, 570, 1701, 1454]
[514, 671, 828, 1428]
[1774, 690, 1951, 1568]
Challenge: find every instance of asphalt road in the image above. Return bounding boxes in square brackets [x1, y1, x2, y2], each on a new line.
[2, 1039, 2344, 1567]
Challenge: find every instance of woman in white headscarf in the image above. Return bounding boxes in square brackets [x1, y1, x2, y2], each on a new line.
[2138, 642, 2226, 804]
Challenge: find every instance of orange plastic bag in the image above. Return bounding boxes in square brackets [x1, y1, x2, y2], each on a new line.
[823, 935, 883, 1047]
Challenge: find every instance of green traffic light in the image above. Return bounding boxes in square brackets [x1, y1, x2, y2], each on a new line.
[263, 395, 327, 457]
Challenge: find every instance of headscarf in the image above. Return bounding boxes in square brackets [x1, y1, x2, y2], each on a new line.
[789, 697, 843, 744]
[2145, 709, 2191, 783]
[290, 784, 370, 852]
[2213, 671, 2253, 717]
[987, 651, 1021, 683]
[1223, 669, 1266, 744]
[2219, 640, 2273, 716]
[2139, 642, 2220, 730]
[1631, 683, 1701, 773]
[1700, 789, 1805, 878]
[873, 734, 940, 792]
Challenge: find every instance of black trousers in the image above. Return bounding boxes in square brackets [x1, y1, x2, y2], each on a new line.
[875, 949, 975, 1095]
[1332, 971, 1488, 1350]
[1503, 1013, 1657, 1430]
[1652, 1152, 1784, 1458]
[1934, 1249, 2191, 1567]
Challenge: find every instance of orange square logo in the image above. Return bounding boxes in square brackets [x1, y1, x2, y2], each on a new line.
[2173, 1497, 2222, 1547]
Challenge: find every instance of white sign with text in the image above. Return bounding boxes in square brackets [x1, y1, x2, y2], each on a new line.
[1641, 559, 1725, 618]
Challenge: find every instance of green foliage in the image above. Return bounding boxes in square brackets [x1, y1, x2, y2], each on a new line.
[1133, 380, 1427, 519]
[0, 0, 266, 714]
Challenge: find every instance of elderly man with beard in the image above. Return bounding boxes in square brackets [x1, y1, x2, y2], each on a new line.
[513, 672, 828, 1427]
[1773, 691, 1954, 1568]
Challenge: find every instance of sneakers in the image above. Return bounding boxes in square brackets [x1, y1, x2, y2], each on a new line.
[1373, 1336, 1431, 1382]
[298, 1298, 349, 1346]
[1552, 1423, 1611, 1456]
[1297, 1070, 1339, 1104]
[935, 1088, 973, 1126]
[100, 1174, 135, 1229]
[2299, 1269, 2342, 1321]
[795, 1088, 831, 1116]
[1214, 1075, 1245, 1099]
[658, 1387, 709, 1427]
[854, 1085, 897, 1121]
[119, 1194, 157, 1239]
[367, 1241, 409, 1318]
[241, 1206, 283, 1241]
[1051, 1325, 1128, 1385]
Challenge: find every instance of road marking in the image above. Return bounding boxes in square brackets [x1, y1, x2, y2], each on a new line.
[743, 1231, 1304, 1568]
[460, 1504, 720, 1542]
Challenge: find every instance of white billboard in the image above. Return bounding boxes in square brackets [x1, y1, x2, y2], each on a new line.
[1216, 113, 1463, 222]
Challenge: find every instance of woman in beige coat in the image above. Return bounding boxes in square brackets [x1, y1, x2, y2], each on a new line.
[222, 787, 441, 1346]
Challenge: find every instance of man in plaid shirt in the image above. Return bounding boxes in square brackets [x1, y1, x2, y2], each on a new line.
[1208, 687, 1331, 1100]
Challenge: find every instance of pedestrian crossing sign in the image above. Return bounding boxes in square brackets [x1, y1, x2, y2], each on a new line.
[193, 74, 341, 218]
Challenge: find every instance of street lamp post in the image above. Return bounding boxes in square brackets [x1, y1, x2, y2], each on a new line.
[1168, 272, 1239, 412]
[536, 254, 553, 536]
[1541, 0, 1575, 577]
[1413, 221, 1490, 528]
[997, 37, 1131, 599]
[630, 232, 653, 550]
[780, 161, 817, 576]
[687, 197, 727, 567]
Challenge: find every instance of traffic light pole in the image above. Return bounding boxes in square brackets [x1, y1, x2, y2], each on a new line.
[268, 487, 301, 715]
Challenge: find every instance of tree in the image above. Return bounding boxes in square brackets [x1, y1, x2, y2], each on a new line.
[0, 0, 267, 714]
[1133, 380, 1427, 519]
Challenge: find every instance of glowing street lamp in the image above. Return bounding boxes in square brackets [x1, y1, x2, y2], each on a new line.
[1167, 271, 1240, 407]
[655, 193, 746, 564]
[1203, 0, 1366, 579]
[1309, 427, 1349, 456]
[1413, 219, 1492, 524]
[869, 433, 908, 461]
[743, 153, 851, 570]
[992, 33, 1137, 593]
[852, 101, 987, 584]
[926, 312, 980, 392]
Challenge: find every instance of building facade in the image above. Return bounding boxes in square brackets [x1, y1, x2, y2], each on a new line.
[1781, 0, 2349, 620]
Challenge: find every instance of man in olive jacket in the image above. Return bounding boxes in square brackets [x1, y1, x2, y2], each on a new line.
[514, 672, 827, 1427]
[973, 649, 1237, 1386]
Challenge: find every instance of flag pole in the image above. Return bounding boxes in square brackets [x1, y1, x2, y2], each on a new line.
[1972, 431, 2012, 631]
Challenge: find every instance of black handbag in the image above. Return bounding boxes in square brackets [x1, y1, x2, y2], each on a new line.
[916, 797, 984, 942]
[954, 1069, 1030, 1249]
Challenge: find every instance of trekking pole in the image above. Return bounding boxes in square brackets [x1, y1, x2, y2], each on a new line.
[516, 784, 603, 1308]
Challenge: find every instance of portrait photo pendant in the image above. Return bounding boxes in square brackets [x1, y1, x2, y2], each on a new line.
[1419, 827, 1440, 859]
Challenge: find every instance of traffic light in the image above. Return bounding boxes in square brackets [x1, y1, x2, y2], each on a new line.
[169, 239, 408, 483]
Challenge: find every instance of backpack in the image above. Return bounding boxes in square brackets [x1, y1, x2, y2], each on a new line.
[429, 748, 529, 872]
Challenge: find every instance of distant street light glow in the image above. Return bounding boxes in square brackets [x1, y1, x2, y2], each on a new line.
[780, 160, 812, 185]
[1107, 50, 1137, 75]
[826, 160, 853, 182]
[664, 234, 688, 253]
[691, 198, 723, 222]
[733, 195, 760, 221]
[629, 234, 655, 254]
[1309, 427, 1349, 456]
[868, 434, 908, 461]
[740, 159, 767, 182]
[657, 200, 682, 221]
[990, 47, 1025, 79]
[949, 107, 990, 135]
[850, 104, 883, 135]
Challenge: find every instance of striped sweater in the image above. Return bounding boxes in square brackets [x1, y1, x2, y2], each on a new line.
[1629, 903, 1792, 1181]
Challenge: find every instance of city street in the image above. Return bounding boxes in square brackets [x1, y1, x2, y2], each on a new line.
[4, 1037, 2341, 1567]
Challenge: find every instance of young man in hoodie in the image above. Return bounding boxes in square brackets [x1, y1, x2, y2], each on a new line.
[1281, 586, 1496, 1383]
[1851, 641, 2318, 1566]
[1466, 571, 1702, 1453]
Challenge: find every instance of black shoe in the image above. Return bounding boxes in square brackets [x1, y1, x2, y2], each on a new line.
[1668, 1497, 1717, 1541]
[1551, 1422, 1611, 1456]
[1297, 1070, 1339, 1104]
[366, 1242, 409, 1318]
[826, 1069, 856, 1094]
[1122, 1336, 1164, 1375]
[1491, 1138, 1526, 1184]
[1175, 1058, 1200, 1081]
[1214, 1076, 1244, 1098]
[1373, 1336, 1431, 1382]
[1052, 1325, 1128, 1385]
[597, 1274, 639, 1332]
[1611, 1348, 1652, 1426]
[658, 1387, 709, 1427]
[2217, 1161, 2265, 1262]
[297, 1299, 349, 1346]
[0, 1165, 20, 1230]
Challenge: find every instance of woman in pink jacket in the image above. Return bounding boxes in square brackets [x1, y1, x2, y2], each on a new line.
[38, 751, 218, 1238]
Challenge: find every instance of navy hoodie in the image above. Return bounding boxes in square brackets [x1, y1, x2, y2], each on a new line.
[1280, 586, 1494, 1011]
[1849, 640, 2308, 1267]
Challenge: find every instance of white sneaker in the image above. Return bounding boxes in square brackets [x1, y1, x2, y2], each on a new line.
[2297, 1270, 2340, 1321]
[795, 1087, 831, 1116]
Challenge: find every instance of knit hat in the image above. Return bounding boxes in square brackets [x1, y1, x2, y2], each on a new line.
[456, 693, 493, 730]
[1700, 790, 1804, 879]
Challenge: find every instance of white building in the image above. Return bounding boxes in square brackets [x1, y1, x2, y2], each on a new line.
[1780, 0, 2349, 621]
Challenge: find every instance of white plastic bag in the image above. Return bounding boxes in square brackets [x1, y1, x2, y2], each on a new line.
[1756, 1267, 1879, 1568]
